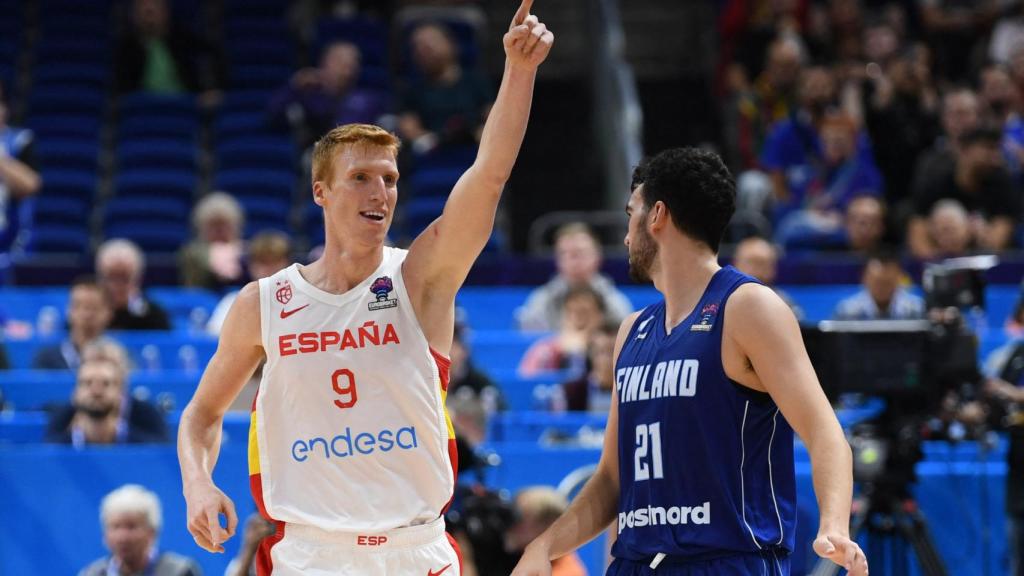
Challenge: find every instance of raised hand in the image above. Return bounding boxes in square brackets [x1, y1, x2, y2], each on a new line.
[503, 0, 554, 70]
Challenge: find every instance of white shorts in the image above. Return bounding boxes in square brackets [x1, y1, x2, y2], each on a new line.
[260, 517, 462, 576]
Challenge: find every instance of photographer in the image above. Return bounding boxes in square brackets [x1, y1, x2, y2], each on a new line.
[983, 340, 1024, 575]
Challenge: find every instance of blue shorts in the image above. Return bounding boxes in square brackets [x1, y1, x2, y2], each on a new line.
[607, 549, 790, 576]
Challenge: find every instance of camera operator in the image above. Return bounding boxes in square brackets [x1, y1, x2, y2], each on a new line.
[983, 340, 1024, 575]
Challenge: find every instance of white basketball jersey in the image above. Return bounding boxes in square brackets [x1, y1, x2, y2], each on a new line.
[248, 247, 457, 532]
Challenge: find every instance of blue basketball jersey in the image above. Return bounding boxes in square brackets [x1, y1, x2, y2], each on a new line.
[612, 266, 797, 563]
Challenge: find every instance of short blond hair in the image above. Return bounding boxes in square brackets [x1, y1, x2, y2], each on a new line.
[248, 231, 291, 262]
[312, 124, 401, 185]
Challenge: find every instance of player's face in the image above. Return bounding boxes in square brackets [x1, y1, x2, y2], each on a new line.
[104, 511, 155, 567]
[625, 186, 657, 283]
[320, 144, 399, 248]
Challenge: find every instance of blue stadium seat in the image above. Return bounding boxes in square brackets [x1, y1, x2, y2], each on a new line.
[229, 64, 293, 90]
[32, 64, 108, 89]
[104, 197, 191, 225]
[214, 112, 279, 142]
[117, 140, 197, 172]
[39, 169, 97, 201]
[216, 138, 295, 171]
[120, 116, 199, 141]
[114, 170, 195, 200]
[119, 92, 197, 118]
[220, 90, 275, 113]
[27, 223, 90, 253]
[34, 139, 99, 173]
[25, 115, 102, 140]
[32, 196, 90, 224]
[104, 221, 190, 253]
[35, 37, 110, 64]
[409, 166, 464, 198]
[399, 196, 444, 237]
[28, 88, 104, 118]
[0, 370, 201, 411]
[214, 169, 296, 199]
[238, 197, 292, 237]
[227, 38, 293, 67]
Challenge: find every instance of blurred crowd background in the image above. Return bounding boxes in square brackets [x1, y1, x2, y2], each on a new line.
[4, 0, 1024, 575]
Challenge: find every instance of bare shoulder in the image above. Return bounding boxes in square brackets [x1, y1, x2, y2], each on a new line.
[221, 281, 263, 349]
[724, 282, 800, 340]
[614, 311, 643, 355]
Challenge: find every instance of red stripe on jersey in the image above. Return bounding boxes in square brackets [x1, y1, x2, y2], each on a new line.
[446, 531, 464, 574]
[250, 472, 285, 576]
[429, 347, 451, 392]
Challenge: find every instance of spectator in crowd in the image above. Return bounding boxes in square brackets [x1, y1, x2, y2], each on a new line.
[725, 36, 805, 170]
[908, 124, 1018, 259]
[224, 513, 275, 576]
[447, 320, 505, 444]
[842, 194, 887, 253]
[80, 484, 201, 576]
[773, 111, 884, 248]
[114, 0, 224, 100]
[268, 41, 389, 149]
[179, 192, 246, 290]
[97, 239, 171, 331]
[207, 231, 292, 336]
[518, 222, 632, 331]
[928, 198, 974, 257]
[397, 21, 494, 154]
[0, 79, 41, 282]
[981, 340, 1024, 576]
[834, 252, 925, 320]
[46, 341, 168, 446]
[561, 323, 617, 413]
[503, 487, 587, 576]
[33, 277, 112, 371]
[1006, 296, 1024, 338]
[760, 66, 877, 206]
[978, 63, 1024, 179]
[860, 45, 940, 206]
[913, 87, 981, 190]
[730, 236, 802, 319]
[919, 0, 1000, 84]
[519, 285, 607, 377]
[990, 2, 1024, 65]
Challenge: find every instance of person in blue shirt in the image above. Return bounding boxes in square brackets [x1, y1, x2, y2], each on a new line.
[0, 79, 42, 282]
[513, 148, 867, 576]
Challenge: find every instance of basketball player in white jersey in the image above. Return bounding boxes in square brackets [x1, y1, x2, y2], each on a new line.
[177, 3, 552, 574]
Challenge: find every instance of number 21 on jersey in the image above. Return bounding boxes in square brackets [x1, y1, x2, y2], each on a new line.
[634, 422, 663, 481]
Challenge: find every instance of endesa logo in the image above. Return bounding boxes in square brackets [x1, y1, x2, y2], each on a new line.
[291, 426, 419, 462]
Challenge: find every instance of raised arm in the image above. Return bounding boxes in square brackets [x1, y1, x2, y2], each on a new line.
[511, 312, 639, 576]
[404, 0, 553, 301]
[726, 284, 868, 576]
[178, 282, 265, 553]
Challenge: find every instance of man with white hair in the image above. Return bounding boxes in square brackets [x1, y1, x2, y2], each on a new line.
[96, 238, 171, 330]
[80, 483, 201, 576]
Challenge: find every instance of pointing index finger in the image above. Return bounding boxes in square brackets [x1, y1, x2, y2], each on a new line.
[512, 0, 534, 26]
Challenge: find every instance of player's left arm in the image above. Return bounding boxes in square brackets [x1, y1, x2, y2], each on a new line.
[404, 0, 552, 311]
[726, 283, 868, 576]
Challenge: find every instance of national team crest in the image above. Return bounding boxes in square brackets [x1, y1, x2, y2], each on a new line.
[275, 280, 293, 305]
[368, 276, 398, 311]
[691, 302, 718, 332]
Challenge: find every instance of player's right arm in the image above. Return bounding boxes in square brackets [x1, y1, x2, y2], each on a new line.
[178, 281, 265, 553]
[511, 311, 639, 576]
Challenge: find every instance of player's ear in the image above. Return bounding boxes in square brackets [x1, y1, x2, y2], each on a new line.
[649, 201, 668, 231]
[313, 182, 327, 207]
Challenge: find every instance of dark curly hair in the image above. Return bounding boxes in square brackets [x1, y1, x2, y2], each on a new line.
[631, 147, 736, 253]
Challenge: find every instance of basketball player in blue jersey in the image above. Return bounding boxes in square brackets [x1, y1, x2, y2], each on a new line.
[513, 148, 868, 575]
